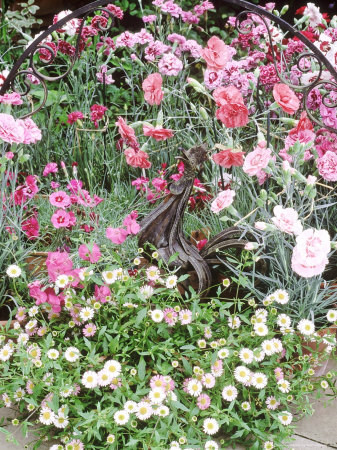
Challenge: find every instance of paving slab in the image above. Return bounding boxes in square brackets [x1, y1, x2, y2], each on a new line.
[290, 435, 336, 449]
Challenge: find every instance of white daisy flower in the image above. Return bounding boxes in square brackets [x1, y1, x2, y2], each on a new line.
[203, 418, 219, 435]
[228, 316, 241, 329]
[0, 344, 13, 361]
[155, 405, 170, 417]
[124, 400, 138, 413]
[253, 348, 265, 362]
[55, 274, 69, 288]
[169, 442, 181, 449]
[266, 396, 280, 410]
[166, 275, 178, 288]
[136, 402, 153, 420]
[113, 409, 129, 425]
[81, 371, 98, 389]
[139, 285, 154, 299]
[321, 380, 329, 389]
[146, 266, 160, 281]
[60, 387, 73, 398]
[271, 338, 283, 353]
[47, 349, 59, 360]
[25, 319, 37, 331]
[273, 289, 289, 305]
[151, 309, 164, 323]
[277, 379, 291, 393]
[39, 407, 55, 425]
[149, 388, 166, 404]
[241, 401, 251, 411]
[251, 372, 268, 389]
[202, 373, 216, 389]
[187, 379, 203, 397]
[217, 348, 229, 359]
[28, 306, 39, 317]
[222, 385, 238, 402]
[102, 270, 117, 284]
[327, 310, 337, 322]
[297, 319, 315, 336]
[278, 411, 293, 425]
[13, 388, 25, 400]
[53, 413, 69, 428]
[104, 360, 121, 377]
[79, 307, 94, 322]
[255, 308, 268, 320]
[263, 441, 274, 450]
[277, 314, 291, 328]
[234, 366, 251, 384]
[97, 369, 113, 387]
[198, 339, 207, 348]
[261, 340, 275, 356]
[205, 440, 219, 450]
[107, 434, 115, 444]
[239, 348, 254, 364]
[2, 393, 11, 407]
[6, 264, 22, 278]
[64, 347, 80, 362]
[254, 323, 269, 336]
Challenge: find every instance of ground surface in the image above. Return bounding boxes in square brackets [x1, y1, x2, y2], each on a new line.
[0, 360, 336, 450]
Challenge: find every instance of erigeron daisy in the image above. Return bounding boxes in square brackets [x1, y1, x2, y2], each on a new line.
[254, 323, 269, 336]
[263, 442, 274, 450]
[179, 309, 192, 325]
[321, 380, 329, 389]
[14, 388, 25, 400]
[64, 347, 80, 362]
[210, 341, 218, 349]
[53, 414, 69, 429]
[2, 393, 11, 407]
[253, 348, 265, 362]
[151, 309, 164, 323]
[102, 270, 117, 284]
[39, 407, 55, 425]
[277, 314, 291, 328]
[104, 360, 122, 377]
[27, 403, 35, 412]
[262, 340, 275, 356]
[0, 344, 13, 361]
[234, 366, 251, 384]
[202, 373, 216, 389]
[139, 284, 154, 299]
[274, 289, 289, 305]
[255, 308, 268, 320]
[205, 440, 219, 450]
[60, 387, 73, 398]
[271, 338, 283, 353]
[198, 339, 207, 349]
[172, 360, 179, 368]
[251, 372, 268, 389]
[79, 307, 94, 322]
[178, 437, 186, 445]
[297, 319, 315, 336]
[107, 434, 115, 444]
[17, 333, 29, 346]
[203, 418, 219, 435]
[49, 445, 64, 450]
[222, 385, 238, 402]
[25, 319, 37, 331]
[266, 396, 280, 410]
[6, 264, 22, 278]
[55, 274, 69, 289]
[170, 442, 180, 449]
[277, 379, 291, 393]
[228, 316, 241, 329]
[149, 388, 166, 404]
[193, 366, 201, 375]
[136, 402, 153, 420]
[81, 371, 98, 389]
[278, 411, 293, 425]
[217, 348, 229, 359]
[239, 348, 254, 364]
[146, 266, 160, 281]
[114, 409, 130, 425]
[124, 400, 138, 413]
[327, 310, 337, 322]
[241, 401, 251, 411]
[166, 275, 178, 288]
[97, 369, 113, 387]
[187, 379, 203, 397]
[28, 306, 39, 317]
[47, 349, 60, 360]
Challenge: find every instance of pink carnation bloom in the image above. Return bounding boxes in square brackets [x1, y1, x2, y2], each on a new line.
[67, 111, 84, 125]
[94, 285, 111, 303]
[106, 226, 129, 244]
[22, 216, 39, 240]
[142, 73, 164, 105]
[46, 251, 73, 282]
[116, 116, 139, 149]
[202, 36, 231, 70]
[0, 92, 23, 105]
[49, 191, 71, 209]
[158, 53, 183, 76]
[213, 85, 249, 128]
[5, 151, 14, 160]
[43, 162, 58, 176]
[291, 228, 330, 278]
[273, 83, 300, 115]
[142, 14, 157, 23]
[0, 113, 25, 144]
[78, 243, 101, 263]
[143, 124, 174, 141]
[243, 142, 272, 176]
[18, 118, 42, 144]
[210, 189, 235, 214]
[124, 147, 151, 169]
[316, 151, 337, 182]
[51, 209, 71, 228]
[197, 393, 211, 410]
[272, 205, 303, 235]
[123, 211, 140, 235]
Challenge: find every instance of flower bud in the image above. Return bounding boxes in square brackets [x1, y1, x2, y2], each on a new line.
[199, 106, 209, 121]
[186, 77, 207, 94]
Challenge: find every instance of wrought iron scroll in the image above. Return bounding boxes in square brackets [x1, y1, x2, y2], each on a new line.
[0, 0, 114, 118]
[225, 0, 337, 134]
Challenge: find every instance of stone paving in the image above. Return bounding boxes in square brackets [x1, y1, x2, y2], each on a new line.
[0, 360, 336, 450]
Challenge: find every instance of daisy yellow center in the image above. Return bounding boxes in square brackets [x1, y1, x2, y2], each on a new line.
[278, 294, 285, 299]
[305, 325, 311, 330]
[239, 371, 246, 377]
[102, 374, 108, 380]
[30, 349, 38, 357]
[192, 384, 198, 391]
[106, 273, 113, 279]
[43, 412, 51, 419]
[118, 414, 125, 420]
[87, 376, 93, 383]
[227, 390, 233, 396]
[282, 415, 288, 421]
[108, 366, 116, 373]
[154, 392, 161, 398]
[207, 423, 214, 429]
[139, 407, 147, 415]
[256, 377, 263, 384]
[3, 349, 9, 356]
